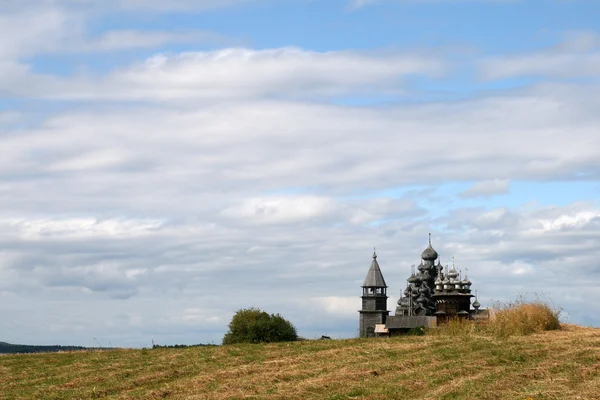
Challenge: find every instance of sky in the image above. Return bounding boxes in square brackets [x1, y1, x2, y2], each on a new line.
[1, 0, 600, 347]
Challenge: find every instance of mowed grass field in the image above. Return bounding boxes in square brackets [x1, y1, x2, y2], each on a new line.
[1, 325, 599, 400]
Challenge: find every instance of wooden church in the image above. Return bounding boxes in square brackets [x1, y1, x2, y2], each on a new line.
[359, 234, 483, 337]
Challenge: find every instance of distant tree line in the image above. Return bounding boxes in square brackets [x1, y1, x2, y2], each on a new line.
[0, 342, 90, 354]
[151, 343, 216, 349]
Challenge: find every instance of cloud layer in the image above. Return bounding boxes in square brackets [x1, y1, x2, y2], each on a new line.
[1, 0, 599, 346]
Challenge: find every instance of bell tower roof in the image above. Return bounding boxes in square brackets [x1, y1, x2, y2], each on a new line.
[362, 249, 387, 288]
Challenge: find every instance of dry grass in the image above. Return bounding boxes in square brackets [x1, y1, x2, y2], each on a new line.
[1, 324, 599, 399]
[435, 298, 562, 339]
[487, 297, 561, 337]
[433, 317, 481, 337]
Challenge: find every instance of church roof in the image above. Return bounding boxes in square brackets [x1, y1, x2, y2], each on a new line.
[421, 233, 438, 261]
[362, 250, 387, 288]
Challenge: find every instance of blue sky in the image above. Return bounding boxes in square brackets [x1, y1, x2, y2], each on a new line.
[1, 0, 600, 347]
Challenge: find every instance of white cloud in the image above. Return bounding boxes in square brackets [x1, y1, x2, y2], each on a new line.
[311, 297, 359, 315]
[0, 111, 21, 125]
[220, 196, 421, 225]
[0, 47, 445, 100]
[221, 196, 337, 224]
[534, 210, 600, 233]
[2, 200, 600, 345]
[63, 30, 232, 53]
[481, 31, 600, 79]
[460, 179, 510, 198]
[105, 47, 443, 99]
[0, 7, 78, 59]
[4, 82, 597, 201]
[0, 13, 229, 60]
[3, 218, 164, 239]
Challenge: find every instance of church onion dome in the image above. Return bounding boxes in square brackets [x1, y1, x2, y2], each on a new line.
[462, 270, 472, 286]
[421, 242, 438, 261]
[448, 267, 459, 279]
[473, 299, 481, 308]
[362, 250, 387, 287]
[434, 276, 443, 285]
[407, 273, 419, 284]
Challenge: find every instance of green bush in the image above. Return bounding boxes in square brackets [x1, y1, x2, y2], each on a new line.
[222, 308, 298, 345]
[407, 326, 427, 336]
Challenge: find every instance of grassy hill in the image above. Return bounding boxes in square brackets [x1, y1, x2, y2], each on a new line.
[0, 324, 598, 399]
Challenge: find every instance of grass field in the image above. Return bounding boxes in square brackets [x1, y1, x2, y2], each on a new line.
[1, 324, 599, 400]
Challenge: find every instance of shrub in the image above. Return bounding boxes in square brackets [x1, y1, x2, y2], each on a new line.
[407, 326, 428, 336]
[222, 308, 298, 345]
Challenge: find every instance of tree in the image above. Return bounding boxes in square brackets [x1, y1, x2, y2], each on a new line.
[222, 308, 298, 345]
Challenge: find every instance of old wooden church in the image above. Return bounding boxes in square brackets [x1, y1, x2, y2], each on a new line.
[359, 234, 483, 337]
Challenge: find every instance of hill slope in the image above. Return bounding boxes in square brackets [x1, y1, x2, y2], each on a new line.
[0, 325, 598, 399]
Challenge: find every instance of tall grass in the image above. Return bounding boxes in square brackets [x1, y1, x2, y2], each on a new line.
[435, 296, 562, 338]
[486, 296, 561, 337]
[432, 317, 482, 337]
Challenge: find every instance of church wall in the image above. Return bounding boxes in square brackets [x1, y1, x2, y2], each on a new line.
[359, 311, 388, 338]
[361, 298, 374, 311]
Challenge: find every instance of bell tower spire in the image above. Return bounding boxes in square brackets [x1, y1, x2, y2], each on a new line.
[359, 248, 389, 338]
